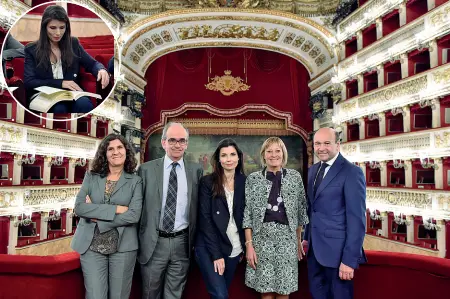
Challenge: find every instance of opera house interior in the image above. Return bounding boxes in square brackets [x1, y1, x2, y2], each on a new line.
[0, 0, 450, 298]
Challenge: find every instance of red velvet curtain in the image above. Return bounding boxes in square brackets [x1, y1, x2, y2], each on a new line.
[142, 47, 311, 134]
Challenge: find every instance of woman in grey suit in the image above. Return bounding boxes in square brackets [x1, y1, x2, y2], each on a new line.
[71, 134, 143, 299]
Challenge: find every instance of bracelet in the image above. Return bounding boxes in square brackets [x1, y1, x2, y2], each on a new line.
[245, 240, 253, 246]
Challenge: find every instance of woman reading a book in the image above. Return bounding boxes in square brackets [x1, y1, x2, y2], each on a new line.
[24, 5, 110, 113]
[71, 134, 142, 299]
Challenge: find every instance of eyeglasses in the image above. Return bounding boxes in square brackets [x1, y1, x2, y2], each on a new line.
[166, 138, 188, 146]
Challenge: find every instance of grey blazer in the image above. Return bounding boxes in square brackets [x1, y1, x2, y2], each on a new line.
[137, 157, 203, 264]
[71, 171, 143, 254]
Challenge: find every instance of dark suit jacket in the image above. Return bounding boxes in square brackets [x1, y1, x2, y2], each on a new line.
[195, 172, 246, 261]
[71, 171, 143, 254]
[137, 157, 203, 264]
[304, 153, 368, 269]
[23, 37, 105, 104]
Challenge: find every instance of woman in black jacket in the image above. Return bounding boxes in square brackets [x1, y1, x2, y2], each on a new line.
[24, 5, 109, 113]
[195, 138, 246, 299]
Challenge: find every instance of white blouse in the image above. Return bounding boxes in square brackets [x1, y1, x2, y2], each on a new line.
[224, 187, 242, 258]
[51, 60, 64, 79]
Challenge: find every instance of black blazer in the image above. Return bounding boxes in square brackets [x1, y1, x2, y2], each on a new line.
[195, 172, 246, 261]
[23, 37, 105, 104]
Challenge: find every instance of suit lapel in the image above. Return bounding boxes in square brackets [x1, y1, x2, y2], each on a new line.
[97, 175, 107, 200]
[314, 154, 345, 201]
[308, 163, 318, 203]
[111, 172, 131, 196]
[157, 158, 164, 206]
[185, 161, 193, 210]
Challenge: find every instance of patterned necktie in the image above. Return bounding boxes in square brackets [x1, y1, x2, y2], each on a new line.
[162, 162, 179, 232]
[313, 162, 328, 196]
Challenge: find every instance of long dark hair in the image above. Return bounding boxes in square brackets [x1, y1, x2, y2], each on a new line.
[90, 134, 137, 177]
[35, 5, 74, 70]
[211, 138, 245, 198]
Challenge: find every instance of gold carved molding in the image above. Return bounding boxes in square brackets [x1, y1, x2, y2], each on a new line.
[205, 70, 250, 96]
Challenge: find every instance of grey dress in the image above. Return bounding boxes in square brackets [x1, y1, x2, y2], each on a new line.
[243, 168, 309, 295]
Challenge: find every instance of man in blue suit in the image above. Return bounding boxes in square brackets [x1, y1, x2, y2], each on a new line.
[303, 127, 367, 299]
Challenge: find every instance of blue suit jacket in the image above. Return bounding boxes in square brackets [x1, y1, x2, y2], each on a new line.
[195, 172, 246, 260]
[304, 153, 367, 269]
[23, 37, 105, 104]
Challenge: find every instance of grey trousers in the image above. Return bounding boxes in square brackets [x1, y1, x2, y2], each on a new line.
[141, 233, 190, 299]
[80, 249, 137, 299]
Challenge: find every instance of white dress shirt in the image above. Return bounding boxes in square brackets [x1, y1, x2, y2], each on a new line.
[159, 155, 189, 232]
[323, 153, 340, 178]
[224, 188, 242, 258]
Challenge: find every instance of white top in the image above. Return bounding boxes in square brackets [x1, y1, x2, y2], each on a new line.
[224, 187, 242, 258]
[159, 155, 189, 232]
[323, 153, 340, 178]
[51, 60, 64, 79]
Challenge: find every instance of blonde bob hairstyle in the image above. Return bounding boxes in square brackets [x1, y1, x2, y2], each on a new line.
[259, 137, 288, 168]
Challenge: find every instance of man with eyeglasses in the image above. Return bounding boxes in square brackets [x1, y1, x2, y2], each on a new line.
[138, 122, 203, 299]
[303, 127, 367, 299]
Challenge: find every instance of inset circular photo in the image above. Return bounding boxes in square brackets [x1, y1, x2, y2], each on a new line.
[1, 1, 116, 117]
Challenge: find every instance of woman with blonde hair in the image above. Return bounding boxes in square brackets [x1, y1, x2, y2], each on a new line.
[243, 137, 309, 299]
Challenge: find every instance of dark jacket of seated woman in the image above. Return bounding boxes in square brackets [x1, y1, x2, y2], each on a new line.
[23, 36, 105, 105]
[195, 172, 246, 260]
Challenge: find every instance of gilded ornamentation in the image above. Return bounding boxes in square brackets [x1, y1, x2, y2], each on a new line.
[130, 52, 140, 64]
[341, 101, 357, 113]
[433, 67, 450, 84]
[23, 187, 80, 207]
[191, 0, 269, 8]
[142, 38, 155, 50]
[301, 40, 314, 52]
[315, 54, 326, 67]
[135, 44, 147, 56]
[151, 34, 164, 45]
[292, 36, 305, 48]
[430, 7, 450, 27]
[358, 76, 428, 108]
[0, 124, 24, 144]
[434, 131, 450, 148]
[205, 70, 250, 96]
[283, 32, 296, 44]
[366, 188, 432, 209]
[177, 24, 281, 42]
[122, 13, 334, 58]
[309, 46, 321, 59]
[161, 30, 173, 42]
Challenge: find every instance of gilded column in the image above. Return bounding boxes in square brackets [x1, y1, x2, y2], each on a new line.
[436, 219, 446, 258]
[16, 105, 25, 123]
[359, 117, 365, 140]
[340, 42, 346, 60]
[404, 159, 412, 188]
[431, 98, 441, 128]
[399, 2, 407, 27]
[377, 64, 384, 88]
[400, 53, 409, 79]
[68, 158, 76, 184]
[434, 158, 443, 189]
[402, 106, 410, 133]
[356, 31, 363, 51]
[381, 211, 389, 238]
[379, 112, 386, 137]
[380, 161, 387, 186]
[341, 122, 348, 142]
[65, 209, 73, 235]
[8, 216, 18, 254]
[13, 154, 22, 185]
[70, 114, 78, 133]
[376, 18, 383, 40]
[359, 162, 367, 181]
[91, 116, 98, 137]
[341, 82, 347, 101]
[357, 74, 364, 95]
[406, 215, 414, 244]
[46, 114, 54, 130]
[40, 212, 49, 241]
[43, 156, 52, 184]
[427, 0, 436, 10]
[429, 39, 438, 68]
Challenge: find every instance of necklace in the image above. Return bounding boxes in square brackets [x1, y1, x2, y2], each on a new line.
[264, 168, 284, 212]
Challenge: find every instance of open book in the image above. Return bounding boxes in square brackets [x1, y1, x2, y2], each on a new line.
[30, 86, 101, 113]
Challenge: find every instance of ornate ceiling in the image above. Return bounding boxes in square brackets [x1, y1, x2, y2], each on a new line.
[117, 0, 340, 16]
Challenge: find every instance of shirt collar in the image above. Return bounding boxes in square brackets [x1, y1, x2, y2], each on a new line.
[164, 155, 185, 170]
[324, 153, 339, 167]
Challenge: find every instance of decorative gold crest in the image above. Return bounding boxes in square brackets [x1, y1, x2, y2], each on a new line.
[205, 70, 250, 96]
